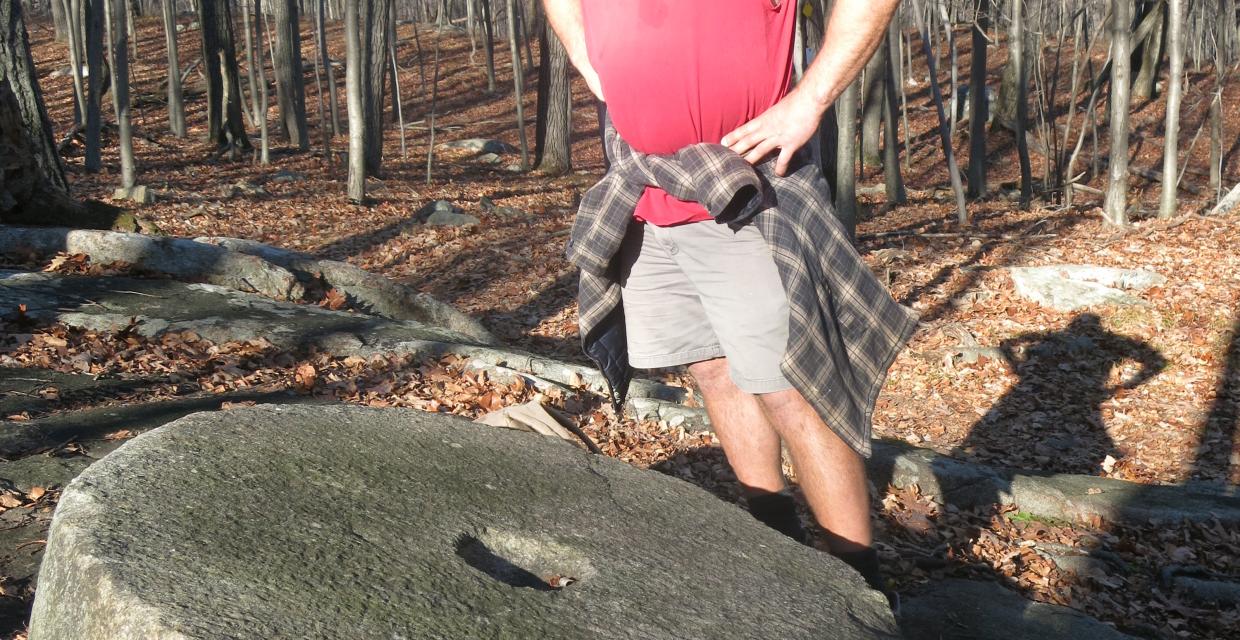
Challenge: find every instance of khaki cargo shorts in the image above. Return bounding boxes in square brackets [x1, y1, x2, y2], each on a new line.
[617, 219, 793, 394]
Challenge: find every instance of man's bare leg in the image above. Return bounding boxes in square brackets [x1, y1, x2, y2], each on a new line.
[689, 359, 886, 595]
[686, 358, 784, 493]
[757, 388, 872, 553]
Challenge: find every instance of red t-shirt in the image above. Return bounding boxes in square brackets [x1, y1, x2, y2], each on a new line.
[581, 0, 797, 226]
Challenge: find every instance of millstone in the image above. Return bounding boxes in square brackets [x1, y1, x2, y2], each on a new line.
[29, 405, 899, 639]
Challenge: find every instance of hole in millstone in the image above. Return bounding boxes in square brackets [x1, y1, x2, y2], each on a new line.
[454, 530, 595, 592]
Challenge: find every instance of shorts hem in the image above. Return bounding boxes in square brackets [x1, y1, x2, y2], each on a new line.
[731, 372, 794, 394]
[629, 345, 726, 369]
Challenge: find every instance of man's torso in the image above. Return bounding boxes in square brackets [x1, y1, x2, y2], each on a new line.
[581, 0, 796, 225]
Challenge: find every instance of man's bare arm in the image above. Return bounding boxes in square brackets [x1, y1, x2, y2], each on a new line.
[722, 0, 901, 175]
[542, 0, 604, 100]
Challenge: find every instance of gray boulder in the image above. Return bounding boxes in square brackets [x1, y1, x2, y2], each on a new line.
[1008, 264, 1166, 311]
[441, 138, 517, 155]
[900, 579, 1134, 640]
[30, 405, 899, 640]
[418, 200, 480, 227]
[266, 169, 306, 184]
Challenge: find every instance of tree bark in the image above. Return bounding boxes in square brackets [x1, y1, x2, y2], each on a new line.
[254, 0, 269, 163]
[271, 0, 308, 149]
[506, 0, 528, 169]
[1132, 0, 1166, 101]
[361, 0, 393, 176]
[104, 0, 134, 190]
[481, 0, 496, 93]
[1011, 0, 1032, 207]
[345, 0, 365, 202]
[161, 0, 186, 137]
[860, 41, 885, 169]
[911, 0, 968, 224]
[1158, 0, 1183, 218]
[534, 22, 571, 175]
[199, 0, 250, 155]
[52, 0, 70, 42]
[835, 79, 859, 237]
[882, 23, 906, 205]
[0, 0, 87, 222]
[83, 0, 104, 172]
[64, 0, 86, 124]
[242, 0, 260, 126]
[317, 0, 339, 135]
[1104, 0, 1133, 226]
[966, 0, 988, 198]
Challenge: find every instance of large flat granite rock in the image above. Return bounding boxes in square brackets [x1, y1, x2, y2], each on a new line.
[29, 405, 899, 639]
[900, 579, 1134, 639]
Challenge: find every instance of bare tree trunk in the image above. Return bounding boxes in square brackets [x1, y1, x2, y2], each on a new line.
[835, 81, 859, 237]
[1, 0, 70, 197]
[345, 0, 365, 202]
[1210, 0, 1227, 199]
[52, 0, 70, 42]
[506, 0, 528, 169]
[254, 0, 269, 163]
[940, 1, 958, 138]
[860, 41, 885, 169]
[911, 0, 969, 224]
[317, 0, 339, 135]
[361, 0, 393, 176]
[271, 0, 308, 149]
[63, 0, 87, 124]
[481, 0, 496, 92]
[0, 0, 96, 224]
[311, 0, 327, 159]
[200, 0, 250, 155]
[534, 22, 571, 175]
[882, 23, 906, 205]
[84, 0, 104, 172]
[1133, 0, 1166, 101]
[426, 27, 441, 184]
[967, 0, 988, 198]
[1158, 0, 1183, 218]
[466, 0, 477, 59]
[161, 0, 185, 137]
[124, 0, 136, 60]
[390, 35, 406, 159]
[241, 0, 259, 128]
[1012, 0, 1032, 207]
[1104, 0, 1133, 226]
[104, 0, 134, 190]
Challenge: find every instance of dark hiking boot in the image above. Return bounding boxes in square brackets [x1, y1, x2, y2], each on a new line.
[745, 491, 809, 545]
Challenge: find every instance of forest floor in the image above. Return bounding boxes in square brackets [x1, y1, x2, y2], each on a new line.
[5, 13, 1239, 638]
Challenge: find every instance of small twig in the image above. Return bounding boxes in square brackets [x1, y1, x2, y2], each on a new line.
[105, 290, 165, 298]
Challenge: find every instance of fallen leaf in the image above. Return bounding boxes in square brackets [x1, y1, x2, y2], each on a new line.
[295, 363, 317, 390]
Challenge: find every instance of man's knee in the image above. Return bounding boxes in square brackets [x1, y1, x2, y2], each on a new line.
[758, 389, 841, 442]
[687, 357, 733, 395]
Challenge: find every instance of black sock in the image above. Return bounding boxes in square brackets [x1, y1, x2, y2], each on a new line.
[833, 547, 886, 593]
[745, 491, 808, 544]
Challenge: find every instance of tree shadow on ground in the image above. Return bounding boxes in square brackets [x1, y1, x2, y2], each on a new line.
[1190, 310, 1240, 485]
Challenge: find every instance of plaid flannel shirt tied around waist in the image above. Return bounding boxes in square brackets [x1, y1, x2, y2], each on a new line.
[567, 125, 918, 457]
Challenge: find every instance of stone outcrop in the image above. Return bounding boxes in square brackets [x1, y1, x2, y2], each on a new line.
[30, 405, 899, 640]
[1007, 265, 1166, 311]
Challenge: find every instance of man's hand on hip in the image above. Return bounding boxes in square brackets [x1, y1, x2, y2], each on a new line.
[723, 0, 902, 177]
[721, 88, 823, 177]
